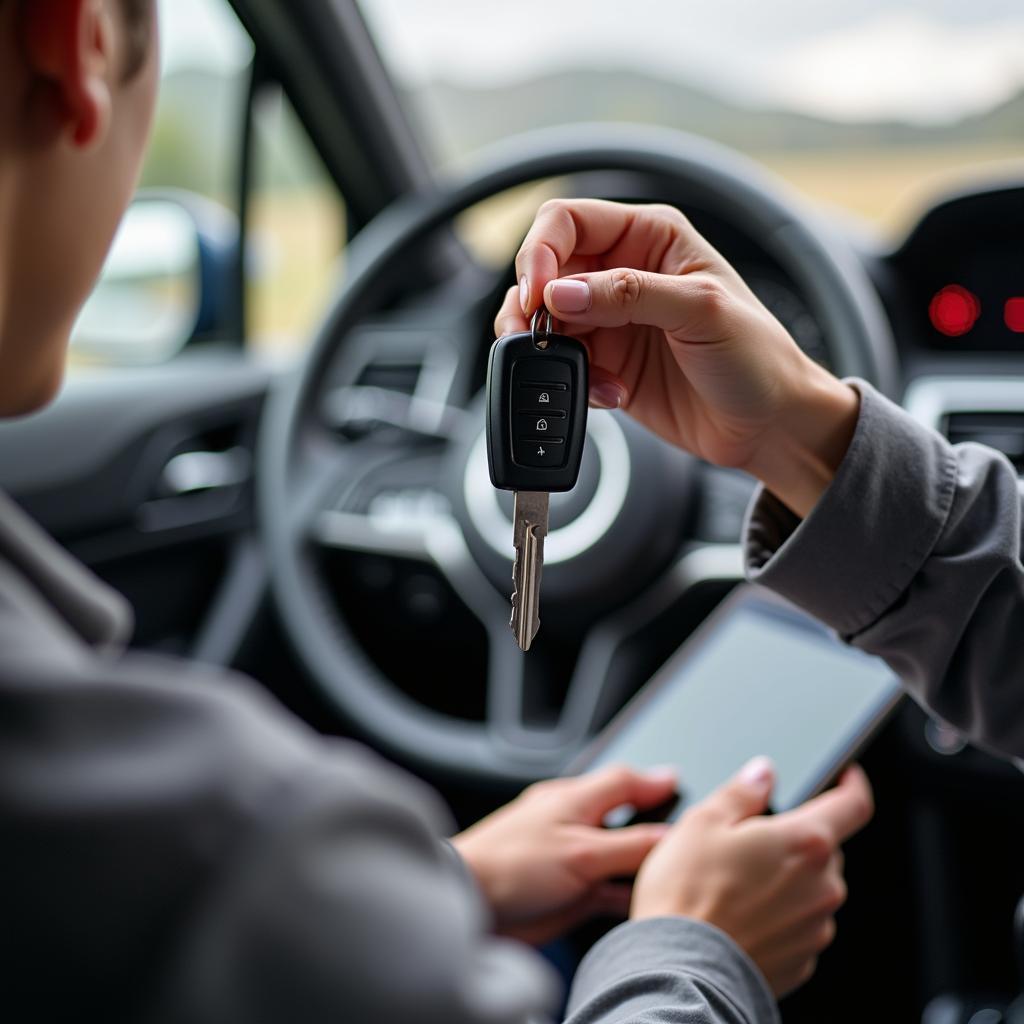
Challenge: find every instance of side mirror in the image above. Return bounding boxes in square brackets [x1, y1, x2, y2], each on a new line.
[72, 191, 238, 365]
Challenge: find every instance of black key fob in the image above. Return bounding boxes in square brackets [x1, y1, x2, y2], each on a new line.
[486, 309, 589, 494]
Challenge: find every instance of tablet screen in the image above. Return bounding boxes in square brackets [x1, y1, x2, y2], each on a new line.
[581, 592, 901, 813]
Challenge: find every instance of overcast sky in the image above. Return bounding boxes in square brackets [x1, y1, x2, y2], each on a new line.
[159, 0, 1024, 125]
[359, 0, 1024, 123]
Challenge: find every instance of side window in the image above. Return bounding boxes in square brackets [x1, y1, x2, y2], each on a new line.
[72, 0, 346, 367]
[141, 0, 252, 211]
[247, 86, 347, 359]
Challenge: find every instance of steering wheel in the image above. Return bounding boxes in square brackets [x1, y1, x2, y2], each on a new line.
[258, 125, 898, 786]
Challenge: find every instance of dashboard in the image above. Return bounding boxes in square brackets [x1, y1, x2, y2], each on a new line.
[886, 185, 1024, 355]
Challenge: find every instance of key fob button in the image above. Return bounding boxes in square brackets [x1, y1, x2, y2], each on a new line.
[514, 438, 566, 468]
[515, 411, 567, 437]
[515, 385, 572, 413]
[514, 357, 573, 387]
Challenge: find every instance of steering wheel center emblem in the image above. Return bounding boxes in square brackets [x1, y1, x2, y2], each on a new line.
[463, 411, 631, 565]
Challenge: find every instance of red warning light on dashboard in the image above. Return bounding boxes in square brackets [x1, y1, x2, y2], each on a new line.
[1006, 298, 1024, 334]
[929, 285, 981, 337]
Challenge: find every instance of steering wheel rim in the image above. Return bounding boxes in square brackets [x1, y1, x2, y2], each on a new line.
[258, 125, 898, 785]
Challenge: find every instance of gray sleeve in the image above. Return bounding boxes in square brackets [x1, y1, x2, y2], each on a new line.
[745, 379, 1024, 759]
[0, 643, 560, 1024]
[134, 680, 562, 1024]
[566, 918, 778, 1024]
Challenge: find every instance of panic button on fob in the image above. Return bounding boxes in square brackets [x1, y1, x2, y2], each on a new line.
[513, 437, 565, 468]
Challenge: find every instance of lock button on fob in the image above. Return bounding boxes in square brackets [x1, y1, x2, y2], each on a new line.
[518, 385, 572, 413]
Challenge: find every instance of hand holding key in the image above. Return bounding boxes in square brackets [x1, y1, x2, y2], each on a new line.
[494, 199, 860, 520]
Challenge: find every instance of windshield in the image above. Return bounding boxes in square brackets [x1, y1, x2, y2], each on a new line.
[359, 0, 1024, 240]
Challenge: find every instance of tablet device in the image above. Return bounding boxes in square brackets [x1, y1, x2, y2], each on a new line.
[570, 585, 903, 818]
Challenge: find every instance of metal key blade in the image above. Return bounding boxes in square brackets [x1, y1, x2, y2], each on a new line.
[511, 490, 550, 651]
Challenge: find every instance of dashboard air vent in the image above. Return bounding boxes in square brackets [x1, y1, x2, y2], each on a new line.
[943, 412, 1024, 473]
[355, 362, 422, 395]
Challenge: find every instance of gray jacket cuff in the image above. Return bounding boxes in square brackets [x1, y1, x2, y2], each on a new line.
[745, 380, 958, 639]
[566, 917, 778, 1024]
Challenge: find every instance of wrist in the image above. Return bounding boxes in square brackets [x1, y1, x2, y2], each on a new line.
[746, 364, 860, 520]
[449, 834, 503, 907]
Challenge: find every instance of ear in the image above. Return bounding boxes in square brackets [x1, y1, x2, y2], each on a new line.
[21, 0, 116, 149]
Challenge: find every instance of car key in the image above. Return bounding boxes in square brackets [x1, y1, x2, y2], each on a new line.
[486, 305, 589, 651]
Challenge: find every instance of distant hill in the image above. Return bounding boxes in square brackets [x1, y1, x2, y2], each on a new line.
[140, 64, 1024, 198]
[405, 68, 1024, 161]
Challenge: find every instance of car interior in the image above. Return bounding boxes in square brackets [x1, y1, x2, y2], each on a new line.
[3, 1, 1024, 1020]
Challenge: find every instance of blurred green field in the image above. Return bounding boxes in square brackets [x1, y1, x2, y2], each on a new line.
[247, 187, 346, 356]
[248, 142, 1024, 354]
[75, 141, 1024, 366]
[453, 142, 1024, 267]
[758, 142, 1024, 238]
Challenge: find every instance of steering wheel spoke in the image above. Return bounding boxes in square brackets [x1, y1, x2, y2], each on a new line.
[308, 477, 448, 564]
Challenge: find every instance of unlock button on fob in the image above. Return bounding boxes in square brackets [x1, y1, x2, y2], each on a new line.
[516, 410, 567, 438]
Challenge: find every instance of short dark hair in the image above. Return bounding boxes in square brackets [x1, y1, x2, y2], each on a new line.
[3, 0, 155, 81]
[118, 0, 154, 81]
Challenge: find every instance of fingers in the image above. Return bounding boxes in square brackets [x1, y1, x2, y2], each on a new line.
[773, 954, 820, 1000]
[515, 199, 641, 315]
[562, 764, 679, 825]
[542, 268, 732, 343]
[769, 912, 838, 963]
[589, 365, 630, 410]
[495, 285, 528, 338]
[506, 882, 633, 946]
[760, 908, 838, 997]
[515, 199, 715, 318]
[696, 756, 775, 825]
[780, 765, 875, 845]
[567, 823, 669, 882]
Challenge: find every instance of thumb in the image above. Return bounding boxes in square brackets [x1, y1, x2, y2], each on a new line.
[565, 764, 679, 825]
[544, 269, 728, 342]
[700, 756, 776, 825]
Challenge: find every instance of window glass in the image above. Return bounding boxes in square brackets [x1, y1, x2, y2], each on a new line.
[247, 87, 347, 359]
[70, 0, 252, 369]
[361, 0, 1024, 242]
[142, 0, 253, 207]
[74, 0, 346, 367]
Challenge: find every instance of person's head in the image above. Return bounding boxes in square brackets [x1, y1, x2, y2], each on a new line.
[0, 0, 158, 416]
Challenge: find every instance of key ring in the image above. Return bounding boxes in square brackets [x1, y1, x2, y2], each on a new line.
[531, 304, 554, 350]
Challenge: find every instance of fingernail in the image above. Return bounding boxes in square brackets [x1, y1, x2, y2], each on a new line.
[590, 379, 627, 410]
[549, 279, 591, 314]
[739, 756, 775, 789]
[646, 765, 678, 784]
[519, 275, 529, 314]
